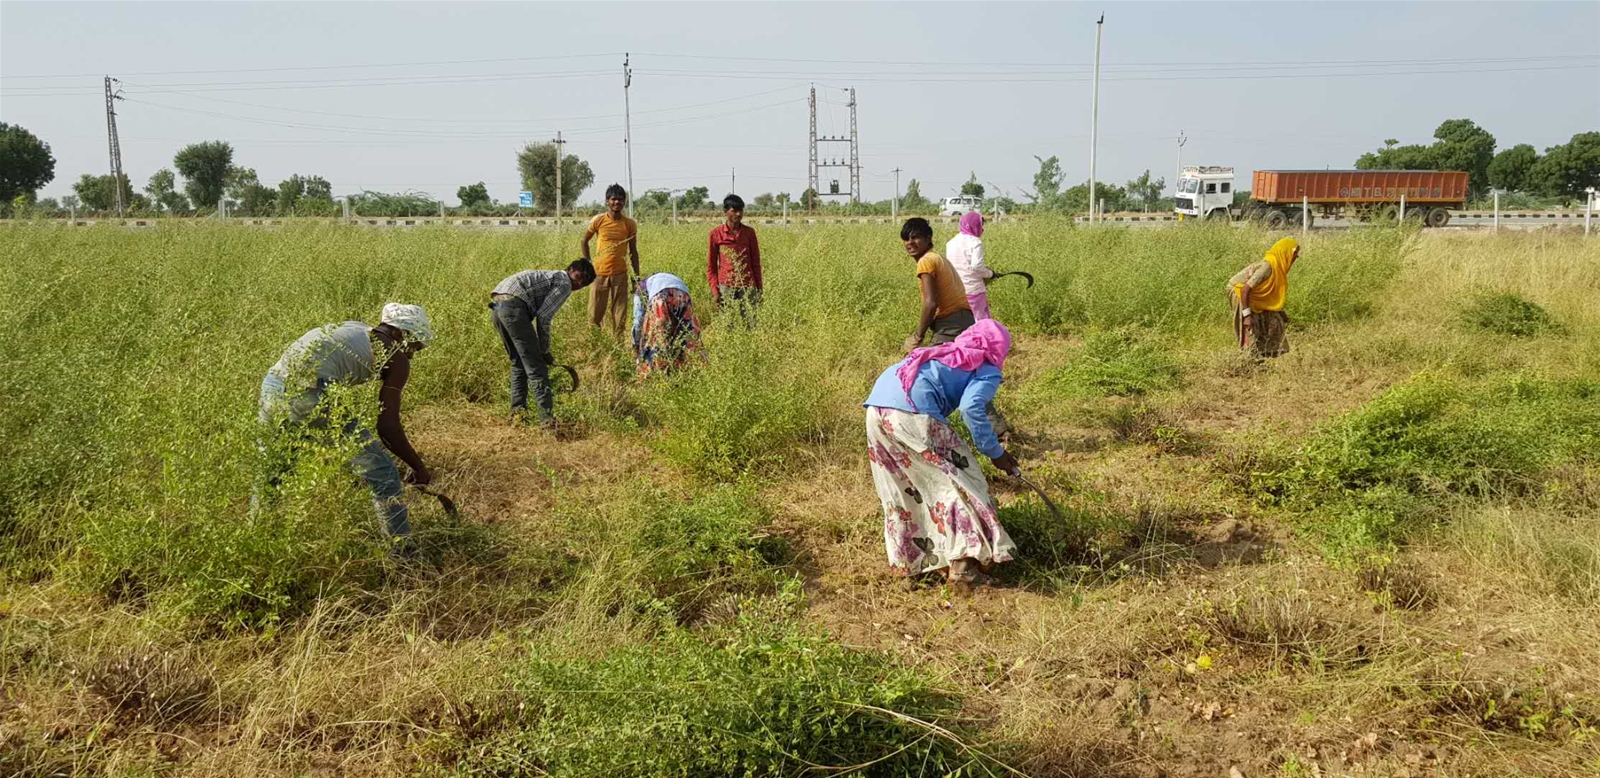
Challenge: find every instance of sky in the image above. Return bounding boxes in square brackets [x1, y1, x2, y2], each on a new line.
[3, 1, 1597, 207]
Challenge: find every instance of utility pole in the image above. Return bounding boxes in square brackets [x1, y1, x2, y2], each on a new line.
[104, 76, 126, 217]
[1175, 130, 1187, 195]
[807, 85, 818, 208]
[848, 87, 860, 204]
[1088, 13, 1104, 223]
[891, 167, 903, 221]
[552, 131, 566, 220]
[623, 53, 635, 218]
[731, 167, 736, 195]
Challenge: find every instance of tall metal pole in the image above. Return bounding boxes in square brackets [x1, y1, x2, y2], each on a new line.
[623, 54, 634, 218]
[104, 76, 126, 217]
[892, 167, 902, 221]
[1087, 14, 1104, 223]
[731, 168, 736, 195]
[553, 131, 565, 220]
[807, 85, 818, 208]
[848, 87, 860, 204]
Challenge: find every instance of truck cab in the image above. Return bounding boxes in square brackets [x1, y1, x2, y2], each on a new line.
[1175, 166, 1235, 220]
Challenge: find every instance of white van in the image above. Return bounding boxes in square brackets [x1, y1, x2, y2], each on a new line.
[939, 195, 983, 216]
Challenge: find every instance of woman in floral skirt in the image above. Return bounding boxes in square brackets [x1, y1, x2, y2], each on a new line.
[863, 319, 1019, 590]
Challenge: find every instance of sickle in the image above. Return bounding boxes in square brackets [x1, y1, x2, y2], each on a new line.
[992, 271, 1035, 288]
[409, 485, 460, 519]
[557, 364, 580, 392]
[1011, 469, 1063, 521]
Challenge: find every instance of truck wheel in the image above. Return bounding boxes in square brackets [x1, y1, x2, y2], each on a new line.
[1377, 204, 1400, 224]
[1426, 207, 1450, 228]
[1263, 209, 1290, 229]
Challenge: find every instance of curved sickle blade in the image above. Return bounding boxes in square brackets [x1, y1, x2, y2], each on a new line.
[994, 270, 1036, 288]
[559, 364, 580, 393]
[411, 485, 460, 519]
[1014, 472, 1062, 520]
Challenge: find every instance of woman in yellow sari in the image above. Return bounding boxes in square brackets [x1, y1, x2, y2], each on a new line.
[1227, 237, 1299, 358]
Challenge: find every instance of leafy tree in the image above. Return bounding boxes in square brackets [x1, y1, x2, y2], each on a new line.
[516, 143, 594, 212]
[801, 188, 818, 210]
[676, 186, 711, 211]
[1028, 155, 1065, 203]
[753, 192, 775, 208]
[0, 122, 56, 204]
[637, 190, 672, 210]
[225, 167, 277, 216]
[960, 173, 985, 199]
[1430, 119, 1496, 195]
[1062, 180, 1128, 214]
[1487, 144, 1539, 193]
[456, 181, 491, 208]
[61, 194, 79, 212]
[901, 179, 929, 209]
[72, 173, 134, 212]
[776, 192, 791, 204]
[173, 141, 234, 210]
[1125, 169, 1165, 212]
[1356, 143, 1435, 171]
[1529, 132, 1600, 200]
[144, 169, 188, 214]
[276, 174, 334, 214]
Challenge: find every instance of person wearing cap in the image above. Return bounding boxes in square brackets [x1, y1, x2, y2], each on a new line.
[489, 258, 597, 428]
[255, 303, 435, 547]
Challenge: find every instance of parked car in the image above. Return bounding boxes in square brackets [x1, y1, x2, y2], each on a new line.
[939, 195, 983, 216]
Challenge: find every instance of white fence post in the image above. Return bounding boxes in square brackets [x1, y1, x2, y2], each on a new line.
[1493, 190, 1500, 234]
[342, 197, 351, 221]
[1586, 190, 1593, 237]
[782, 199, 788, 225]
[1302, 195, 1309, 234]
[1398, 194, 1405, 225]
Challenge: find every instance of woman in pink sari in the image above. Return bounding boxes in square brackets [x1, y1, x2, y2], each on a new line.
[944, 211, 994, 320]
[863, 319, 1018, 590]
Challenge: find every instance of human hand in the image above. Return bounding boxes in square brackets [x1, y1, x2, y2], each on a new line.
[991, 452, 1020, 477]
[540, 352, 556, 366]
[405, 467, 433, 486]
[903, 335, 922, 354]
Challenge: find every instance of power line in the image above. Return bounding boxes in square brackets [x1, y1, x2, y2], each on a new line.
[633, 51, 1600, 70]
[0, 52, 623, 80]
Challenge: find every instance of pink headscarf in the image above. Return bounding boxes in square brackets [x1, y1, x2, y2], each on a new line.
[897, 319, 1011, 408]
[959, 210, 984, 238]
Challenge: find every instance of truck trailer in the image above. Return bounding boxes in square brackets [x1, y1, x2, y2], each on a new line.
[1175, 167, 1469, 228]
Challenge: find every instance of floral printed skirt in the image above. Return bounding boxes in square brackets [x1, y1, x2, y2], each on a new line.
[865, 407, 1017, 575]
[635, 288, 704, 378]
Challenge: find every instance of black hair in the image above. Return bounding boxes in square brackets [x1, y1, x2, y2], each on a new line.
[900, 217, 933, 241]
[722, 194, 745, 211]
[605, 183, 627, 201]
[566, 257, 597, 283]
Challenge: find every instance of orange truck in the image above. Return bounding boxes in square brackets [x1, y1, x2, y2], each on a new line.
[1175, 166, 1469, 228]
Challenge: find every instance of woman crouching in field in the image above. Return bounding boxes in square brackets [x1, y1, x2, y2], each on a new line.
[863, 319, 1019, 592]
[632, 272, 704, 378]
[1229, 236, 1299, 359]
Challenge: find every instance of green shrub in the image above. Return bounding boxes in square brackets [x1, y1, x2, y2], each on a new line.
[437, 622, 977, 777]
[1047, 327, 1183, 397]
[1460, 290, 1565, 338]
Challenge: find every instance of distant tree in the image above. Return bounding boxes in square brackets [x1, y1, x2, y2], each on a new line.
[516, 143, 594, 212]
[1356, 143, 1435, 172]
[144, 169, 188, 214]
[1232, 189, 1253, 206]
[1063, 180, 1128, 214]
[225, 167, 277, 216]
[173, 141, 233, 210]
[72, 173, 133, 212]
[276, 174, 334, 214]
[1488, 144, 1539, 193]
[1356, 119, 1497, 195]
[0, 122, 56, 205]
[1125, 169, 1165, 212]
[801, 187, 818, 210]
[456, 181, 491, 208]
[637, 190, 672, 210]
[960, 172, 985, 199]
[776, 192, 791, 204]
[677, 186, 710, 211]
[901, 179, 929, 209]
[1028, 155, 1065, 204]
[62, 194, 79, 212]
[1529, 132, 1600, 200]
[753, 192, 775, 208]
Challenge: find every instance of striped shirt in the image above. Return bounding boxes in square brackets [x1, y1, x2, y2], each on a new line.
[493, 270, 574, 351]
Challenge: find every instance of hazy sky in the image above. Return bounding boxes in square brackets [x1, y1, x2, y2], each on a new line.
[3, 1, 1597, 206]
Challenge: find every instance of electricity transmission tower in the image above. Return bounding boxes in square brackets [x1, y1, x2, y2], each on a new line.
[104, 76, 126, 216]
[808, 85, 859, 205]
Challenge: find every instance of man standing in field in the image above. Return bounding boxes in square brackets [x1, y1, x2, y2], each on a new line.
[707, 193, 763, 323]
[490, 259, 597, 429]
[900, 217, 974, 353]
[256, 304, 435, 552]
[581, 184, 641, 337]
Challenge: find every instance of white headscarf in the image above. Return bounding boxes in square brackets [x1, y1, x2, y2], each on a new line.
[380, 303, 435, 347]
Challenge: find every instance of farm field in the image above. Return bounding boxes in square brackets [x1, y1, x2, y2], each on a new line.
[1, 221, 1597, 776]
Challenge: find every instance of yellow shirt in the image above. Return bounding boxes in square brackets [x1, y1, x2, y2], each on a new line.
[914, 252, 971, 319]
[585, 213, 638, 277]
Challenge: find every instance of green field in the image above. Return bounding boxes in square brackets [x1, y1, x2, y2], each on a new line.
[1, 221, 1597, 776]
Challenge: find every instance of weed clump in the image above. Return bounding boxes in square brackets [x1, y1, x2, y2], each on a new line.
[1048, 327, 1184, 398]
[438, 622, 975, 777]
[1460, 291, 1565, 338]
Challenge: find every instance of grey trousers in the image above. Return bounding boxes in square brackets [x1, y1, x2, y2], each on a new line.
[490, 298, 553, 420]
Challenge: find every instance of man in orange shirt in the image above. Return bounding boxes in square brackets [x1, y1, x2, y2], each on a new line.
[581, 184, 641, 336]
[900, 217, 975, 353]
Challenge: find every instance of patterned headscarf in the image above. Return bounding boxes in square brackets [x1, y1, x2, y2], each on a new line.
[380, 303, 435, 347]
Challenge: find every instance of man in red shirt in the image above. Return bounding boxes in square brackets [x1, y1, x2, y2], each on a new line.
[707, 194, 763, 323]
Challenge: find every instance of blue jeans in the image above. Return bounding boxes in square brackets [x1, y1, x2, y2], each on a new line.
[256, 372, 409, 539]
[490, 298, 553, 420]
